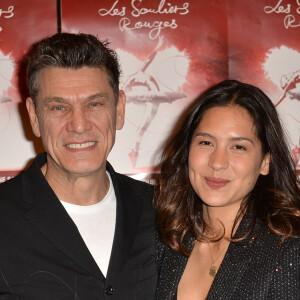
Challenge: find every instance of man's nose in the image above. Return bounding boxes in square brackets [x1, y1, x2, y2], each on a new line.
[66, 108, 91, 133]
[208, 147, 229, 171]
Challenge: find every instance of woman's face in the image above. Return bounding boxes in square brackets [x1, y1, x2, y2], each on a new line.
[188, 105, 270, 209]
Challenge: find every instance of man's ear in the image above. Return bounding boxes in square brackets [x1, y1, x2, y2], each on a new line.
[116, 90, 126, 130]
[260, 152, 270, 176]
[26, 97, 41, 138]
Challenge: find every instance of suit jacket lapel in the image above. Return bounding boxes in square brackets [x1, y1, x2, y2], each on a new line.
[207, 240, 252, 299]
[21, 154, 104, 280]
[105, 163, 143, 280]
[207, 216, 259, 299]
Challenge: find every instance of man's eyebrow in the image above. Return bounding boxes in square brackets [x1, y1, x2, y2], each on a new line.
[194, 132, 254, 144]
[43, 93, 109, 105]
[43, 97, 64, 105]
[86, 93, 109, 101]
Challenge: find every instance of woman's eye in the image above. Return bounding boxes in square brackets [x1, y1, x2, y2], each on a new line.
[199, 141, 212, 146]
[234, 145, 246, 150]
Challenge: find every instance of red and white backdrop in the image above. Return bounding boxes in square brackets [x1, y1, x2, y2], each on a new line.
[0, 0, 299, 182]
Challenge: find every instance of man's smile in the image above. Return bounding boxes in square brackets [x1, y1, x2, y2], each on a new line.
[66, 141, 96, 149]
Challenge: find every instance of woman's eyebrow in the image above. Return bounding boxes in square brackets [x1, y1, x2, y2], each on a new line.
[194, 132, 254, 144]
[229, 136, 254, 144]
[194, 132, 214, 139]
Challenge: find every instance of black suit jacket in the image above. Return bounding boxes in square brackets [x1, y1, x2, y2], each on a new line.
[0, 153, 157, 300]
[155, 217, 300, 300]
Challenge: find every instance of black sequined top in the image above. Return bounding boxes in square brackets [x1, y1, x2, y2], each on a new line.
[155, 216, 300, 300]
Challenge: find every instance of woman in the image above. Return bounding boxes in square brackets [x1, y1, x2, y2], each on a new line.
[155, 80, 300, 299]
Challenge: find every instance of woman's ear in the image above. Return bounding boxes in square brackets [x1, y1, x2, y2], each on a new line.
[260, 152, 270, 176]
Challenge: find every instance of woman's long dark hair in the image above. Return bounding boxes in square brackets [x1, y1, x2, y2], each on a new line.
[155, 80, 300, 256]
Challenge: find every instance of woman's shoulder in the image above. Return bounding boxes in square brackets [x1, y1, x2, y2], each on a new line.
[267, 235, 300, 298]
[253, 221, 299, 246]
[280, 235, 300, 246]
[276, 235, 300, 261]
[260, 222, 300, 247]
[250, 223, 300, 269]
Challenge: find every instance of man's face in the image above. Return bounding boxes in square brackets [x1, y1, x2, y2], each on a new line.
[26, 67, 125, 178]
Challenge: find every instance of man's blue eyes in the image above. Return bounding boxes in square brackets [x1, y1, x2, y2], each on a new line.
[51, 103, 102, 110]
[53, 106, 64, 111]
[89, 102, 101, 107]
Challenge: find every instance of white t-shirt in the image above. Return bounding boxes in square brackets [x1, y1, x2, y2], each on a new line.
[60, 172, 116, 277]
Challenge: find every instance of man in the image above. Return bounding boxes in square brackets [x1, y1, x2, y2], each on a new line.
[0, 33, 157, 299]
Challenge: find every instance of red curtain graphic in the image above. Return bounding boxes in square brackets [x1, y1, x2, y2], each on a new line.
[0, 0, 56, 180]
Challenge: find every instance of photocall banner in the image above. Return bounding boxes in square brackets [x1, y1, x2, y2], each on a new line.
[61, 0, 300, 178]
[0, 0, 299, 181]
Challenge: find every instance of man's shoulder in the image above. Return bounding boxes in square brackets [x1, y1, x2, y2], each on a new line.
[112, 170, 153, 198]
[0, 157, 40, 208]
[106, 162, 153, 192]
[0, 173, 23, 214]
[0, 172, 22, 195]
[114, 171, 151, 188]
[106, 163, 155, 213]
